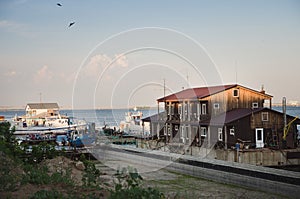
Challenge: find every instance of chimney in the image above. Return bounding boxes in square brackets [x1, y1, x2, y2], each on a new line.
[260, 85, 265, 94]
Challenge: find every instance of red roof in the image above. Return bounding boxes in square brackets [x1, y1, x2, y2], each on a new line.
[157, 84, 272, 102]
[157, 84, 236, 102]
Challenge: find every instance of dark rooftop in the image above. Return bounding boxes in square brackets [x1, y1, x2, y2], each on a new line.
[200, 108, 298, 126]
[26, 103, 59, 110]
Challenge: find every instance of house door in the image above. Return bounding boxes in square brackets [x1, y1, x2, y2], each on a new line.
[297, 125, 300, 145]
[255, 128, 264, 148]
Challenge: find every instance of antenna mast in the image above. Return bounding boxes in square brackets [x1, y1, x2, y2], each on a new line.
[39, 92, 42, 103]
[163, 78, 166, 99]
[186, 68, 190, 88]
[235, 60, 238, 84]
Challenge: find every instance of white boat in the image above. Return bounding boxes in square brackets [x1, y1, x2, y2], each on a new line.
[119, 107, 150, 136]
[10, 102, 87, 134]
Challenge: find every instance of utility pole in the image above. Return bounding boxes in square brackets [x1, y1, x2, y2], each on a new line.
[282, 97, 287, 148]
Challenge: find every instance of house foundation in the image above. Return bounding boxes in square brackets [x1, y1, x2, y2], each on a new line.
[136, 139, 300, 167]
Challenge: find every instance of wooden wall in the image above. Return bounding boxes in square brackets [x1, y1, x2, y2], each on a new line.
[202, 86, 270, 117]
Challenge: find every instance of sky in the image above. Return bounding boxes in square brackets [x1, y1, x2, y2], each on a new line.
[0, 0, 299, 109]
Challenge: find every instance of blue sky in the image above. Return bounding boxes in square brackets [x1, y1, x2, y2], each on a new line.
[0, 0, 299, 109]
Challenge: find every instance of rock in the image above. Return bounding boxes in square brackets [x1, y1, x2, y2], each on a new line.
[75, 161, 85, 171]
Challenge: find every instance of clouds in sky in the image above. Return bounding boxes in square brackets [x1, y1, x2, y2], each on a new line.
[83, 53, 129, 77]
[84, 54, 111, 77]
[0, 1, 299, 108]
[4, 70, 17, 77]
[33, 65, 53, 83]
[0, 19, 28, 35]
[0, 20, 23, 34]
[115, 54, 129, 68]
[0, 20, 10, 27]
[0, 20, 17, 28]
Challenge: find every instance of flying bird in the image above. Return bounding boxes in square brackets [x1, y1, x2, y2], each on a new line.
[68, 22, 75, 27]
[57, 3, 62, 7]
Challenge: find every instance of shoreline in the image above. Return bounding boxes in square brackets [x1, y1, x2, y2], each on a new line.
[0, 106, 160, 111]
[1, 105, 299, 111]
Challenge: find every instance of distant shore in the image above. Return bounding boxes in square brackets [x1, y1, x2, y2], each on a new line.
[0, 104, 299, 111]
[0, 106, 159, 111]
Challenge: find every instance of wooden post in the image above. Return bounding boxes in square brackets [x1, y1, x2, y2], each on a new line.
[198, 126, 201, 147]
[224, 125, 228, 150]
[157, 102, 160, 138]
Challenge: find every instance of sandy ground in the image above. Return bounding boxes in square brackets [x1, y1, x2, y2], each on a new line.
[96, 159, 287, 199]
[0, 153, 288, 198]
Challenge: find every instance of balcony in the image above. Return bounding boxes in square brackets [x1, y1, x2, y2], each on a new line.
[166, 113, 210, 122]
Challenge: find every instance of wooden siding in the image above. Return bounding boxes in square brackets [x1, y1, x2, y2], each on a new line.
[251, 110, 298, 148]
[159, 84, 278, 147]
[222, 110, 299, 149]
[202, 86, 269, 116]
[164, 85, 271, 124]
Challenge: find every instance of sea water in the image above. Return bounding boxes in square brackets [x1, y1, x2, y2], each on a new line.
[0, 107, 299, 129]
[0, 108, 158, 128]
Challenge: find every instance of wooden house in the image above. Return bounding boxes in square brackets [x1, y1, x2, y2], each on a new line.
[143, 84, 299, 149]
[200, 108, 300, 149]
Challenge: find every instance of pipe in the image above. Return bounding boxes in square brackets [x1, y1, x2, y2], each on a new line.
[283, 97, 287, 132]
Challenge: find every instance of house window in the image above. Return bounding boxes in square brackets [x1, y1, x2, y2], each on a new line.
[233, 89, 239, 97]
[186, 126, 189, 139]
[178, 104, 182, 119]
[202, 104, 207, 115]
[230, 128, 235, 136]
[171, 104, 174, 115]
[175, 125, 179, 131]
[180, 126, 185, 142]
[164, 126, 167, 135]
[168, 103, 171, 115]
[214, 103, 220, 109]
[201, 127, 207, 137]
[197, 103, 200, 117]
[262, 112, 269, 121]
[218, 128, 223, 141]
[178, 104, 182, 114]
[252, 102, 259, 109]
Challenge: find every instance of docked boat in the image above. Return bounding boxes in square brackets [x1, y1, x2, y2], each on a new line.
[19, 133, 57, 145]
[10, 103, 93, 148]
[10, 102, 87, 134]
[119, 107, 150, 136]
[69, 133, 95, 147]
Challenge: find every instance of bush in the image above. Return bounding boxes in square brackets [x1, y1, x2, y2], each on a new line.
[109, 167, 164, 199]
[0, 122, 19, 157]
[50, 169, 74, 186]
[29, 190, 65, 199]
[22, 163, 75, 186]
[109, 186, 164, 199]
[25, 142, 58, 164]
[0, 152, 23, 191]
[80, 154, 102, 188]
[22, 164, 50, 185]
